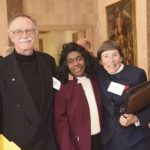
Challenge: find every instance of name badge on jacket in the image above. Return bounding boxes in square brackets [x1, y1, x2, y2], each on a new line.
[107, 81, 125, 96]
[53, 77, 61, 90]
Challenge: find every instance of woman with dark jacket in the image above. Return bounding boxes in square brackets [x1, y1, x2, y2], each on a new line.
[97, 40, 150, 150]
[54, 42, 102, 150]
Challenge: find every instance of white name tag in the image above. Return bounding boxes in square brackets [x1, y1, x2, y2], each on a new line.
[53, 77, 61, 90]
[107, 81, 125, 96]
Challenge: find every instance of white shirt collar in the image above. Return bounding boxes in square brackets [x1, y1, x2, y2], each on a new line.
[109, 63, 124, 75]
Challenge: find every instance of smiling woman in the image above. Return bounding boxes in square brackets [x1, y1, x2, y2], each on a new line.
[100, 50, 122, 74]
[66, 51, 86, 77]
[98, 40, 123, 74]
[54, 42, 102, 150]
[56, 42, 97, 83]
[96, 40, 150, 150]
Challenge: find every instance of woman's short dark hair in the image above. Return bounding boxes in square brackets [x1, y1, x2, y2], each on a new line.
[56, 42, 97, 83]
[97, 40, 124, 60]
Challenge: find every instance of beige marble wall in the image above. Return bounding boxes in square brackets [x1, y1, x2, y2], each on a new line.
[22, 0, 101, 55]
[0, 0, 9, 56]
[23, 0, 98, 25]
[136, 0, 148, 76]
[147, 0, 150, 77]
[0, 0, 23, 56]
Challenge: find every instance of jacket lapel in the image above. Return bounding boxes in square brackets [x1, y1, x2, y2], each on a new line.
[4, 53, 47, 128]
[36, 53, 54, 122]
[91, 78, 102, 123]
[97, 64, 113, 100]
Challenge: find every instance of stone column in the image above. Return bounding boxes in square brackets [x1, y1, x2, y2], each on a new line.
[6, 0, 23, 46]
[0, 0, 9, 56]
[147, 0, 150, 78]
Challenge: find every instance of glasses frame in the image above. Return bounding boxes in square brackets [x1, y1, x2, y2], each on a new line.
[11, 28, 36, 36]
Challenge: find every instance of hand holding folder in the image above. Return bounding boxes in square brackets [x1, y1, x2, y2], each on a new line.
[125, 81, 150, 114]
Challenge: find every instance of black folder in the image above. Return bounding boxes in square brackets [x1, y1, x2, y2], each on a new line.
[125, 81, 150, 114]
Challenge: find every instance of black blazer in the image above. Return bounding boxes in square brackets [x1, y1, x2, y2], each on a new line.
[0, 51, 57, 150]
[97, 64, 150, 148]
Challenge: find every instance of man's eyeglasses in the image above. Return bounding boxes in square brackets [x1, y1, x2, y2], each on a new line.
[11, 28, 36, 36]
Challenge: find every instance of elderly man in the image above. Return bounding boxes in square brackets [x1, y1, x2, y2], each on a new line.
[77, 38, 91, 51]
[0, 14, 57, 150]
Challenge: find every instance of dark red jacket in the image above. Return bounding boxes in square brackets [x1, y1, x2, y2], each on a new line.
[54, 77, 102, 150]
